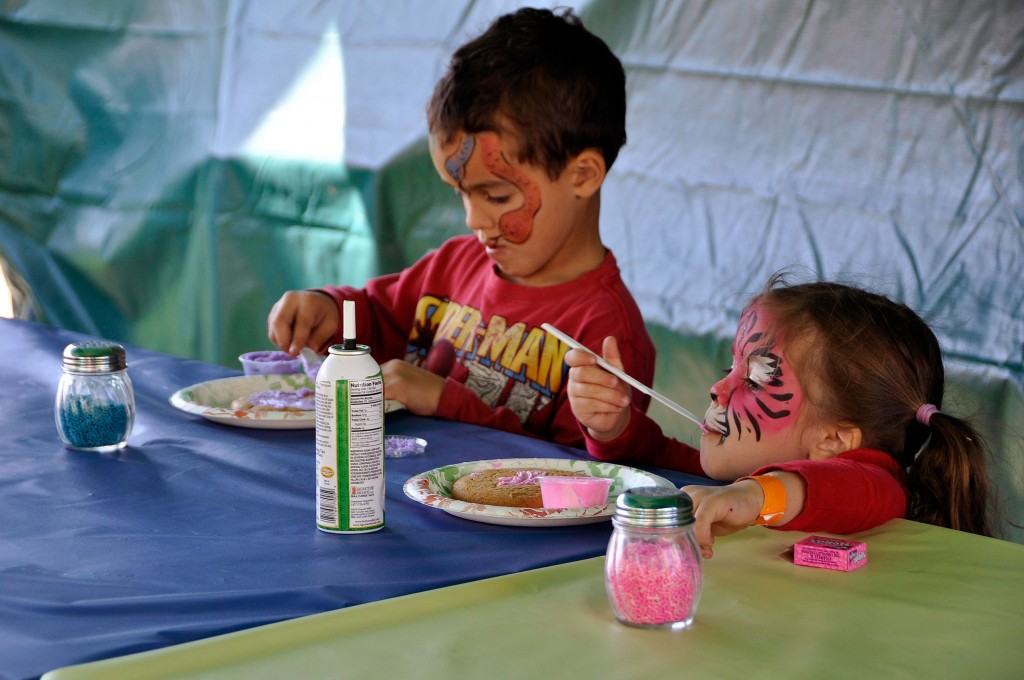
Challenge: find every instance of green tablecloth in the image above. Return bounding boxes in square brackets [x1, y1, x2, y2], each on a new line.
[45, 519, 1024, 679]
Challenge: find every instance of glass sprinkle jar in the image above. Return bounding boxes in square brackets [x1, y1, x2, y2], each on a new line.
[55, 341, 135, 452]
[605, 487, 703, 630]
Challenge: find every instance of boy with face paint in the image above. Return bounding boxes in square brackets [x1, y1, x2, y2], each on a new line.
[267, 8, 655, 448]
[567, 275, 995, 556]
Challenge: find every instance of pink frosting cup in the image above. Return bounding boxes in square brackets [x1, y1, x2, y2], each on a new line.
[539, 476, 614, 508]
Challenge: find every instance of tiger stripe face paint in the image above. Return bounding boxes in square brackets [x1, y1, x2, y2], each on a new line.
[703, 304, 804, 442]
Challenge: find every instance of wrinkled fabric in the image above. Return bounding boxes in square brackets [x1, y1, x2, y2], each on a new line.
[0, 0, 1021, 541]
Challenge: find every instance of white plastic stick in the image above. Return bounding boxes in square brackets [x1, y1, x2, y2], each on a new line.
[542, 322, 703, 428]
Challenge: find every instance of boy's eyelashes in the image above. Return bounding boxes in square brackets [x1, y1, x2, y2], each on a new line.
[453, 187, 513, 205]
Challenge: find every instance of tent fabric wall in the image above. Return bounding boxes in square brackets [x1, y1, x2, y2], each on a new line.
[0, 0, 1021, 541]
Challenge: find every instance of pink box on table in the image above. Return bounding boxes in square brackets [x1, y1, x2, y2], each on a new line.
[794, 535, 867, 572]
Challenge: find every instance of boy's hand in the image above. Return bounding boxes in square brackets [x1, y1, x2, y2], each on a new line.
[681, 480, 764, 559]
[267, 291, 339, 355]
[565, 335, 632, 442]
[381, 360, 444, 416]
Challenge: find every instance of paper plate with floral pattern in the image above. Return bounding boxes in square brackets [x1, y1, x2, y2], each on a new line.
[170, 374, 401, 429]
[403, 458, 676, 526]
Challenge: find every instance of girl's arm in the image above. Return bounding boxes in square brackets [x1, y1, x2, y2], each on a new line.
[683, 451, 906, 558]
[683, 472, 806, 559]
[564, 337, 633, 441]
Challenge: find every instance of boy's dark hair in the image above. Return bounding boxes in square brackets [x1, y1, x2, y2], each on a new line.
[427, 7, 627, 179]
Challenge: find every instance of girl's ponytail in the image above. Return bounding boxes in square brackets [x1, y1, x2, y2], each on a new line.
[907, 410, 993, 537]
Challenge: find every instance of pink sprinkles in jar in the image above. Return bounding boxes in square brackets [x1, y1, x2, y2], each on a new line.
[604, 487, 702, 629]
[606, 537, 699, 625]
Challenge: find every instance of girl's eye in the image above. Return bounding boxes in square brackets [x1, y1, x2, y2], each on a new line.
[746, 353, 781, 389]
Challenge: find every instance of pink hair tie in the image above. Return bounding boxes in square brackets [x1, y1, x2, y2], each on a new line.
[916, 403, 939, 427]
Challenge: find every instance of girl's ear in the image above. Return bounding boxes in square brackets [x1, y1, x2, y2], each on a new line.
[809, 422, 863, 460]
[568, 149, 606, 198]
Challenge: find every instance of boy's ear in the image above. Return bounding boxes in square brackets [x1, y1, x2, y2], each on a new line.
[809, 422, 862, 460]
[568, 149, 606, 198]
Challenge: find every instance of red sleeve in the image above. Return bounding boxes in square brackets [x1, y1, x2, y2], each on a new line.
[435, 377, 564, 443]
[582, 408, 707, 476]
[316, 278, 403, 360]
[753, 448, 907, 533]
[316, 247, 446, 362]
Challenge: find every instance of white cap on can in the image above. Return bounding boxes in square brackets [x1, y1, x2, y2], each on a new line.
[343, 300, 357, 349]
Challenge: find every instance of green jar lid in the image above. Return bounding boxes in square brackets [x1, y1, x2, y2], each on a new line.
[62, 342, 127, 372]
[614, 487, 694, 528]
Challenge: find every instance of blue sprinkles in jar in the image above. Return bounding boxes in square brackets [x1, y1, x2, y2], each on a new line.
[55, 341, 135, 452]
[58, 396, 132, 449]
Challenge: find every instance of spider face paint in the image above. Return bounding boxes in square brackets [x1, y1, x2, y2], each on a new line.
[476, 132, 541, 244]
[444, 135, 475, 184]
[703, 304, 804, 442]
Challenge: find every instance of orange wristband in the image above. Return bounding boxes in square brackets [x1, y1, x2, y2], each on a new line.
[738, 474, 786, 526]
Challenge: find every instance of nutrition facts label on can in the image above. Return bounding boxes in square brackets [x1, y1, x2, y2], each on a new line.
[341, 380, 384, 485]
[315, 372, 384, 533]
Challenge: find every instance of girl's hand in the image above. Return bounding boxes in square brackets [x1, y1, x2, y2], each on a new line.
[380, 359, 444, 416]
[681, 480, 764, 559]
[565, 336, 632, 441]
[267, 290, 339, 355]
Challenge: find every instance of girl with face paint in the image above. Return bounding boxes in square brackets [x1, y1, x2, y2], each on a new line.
[566, 274, 995, 557]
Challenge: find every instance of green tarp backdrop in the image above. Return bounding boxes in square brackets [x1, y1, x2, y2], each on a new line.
[1, 0, 1021, 540]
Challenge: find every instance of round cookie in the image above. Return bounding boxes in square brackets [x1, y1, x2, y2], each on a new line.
[450, 467, 583, 508]
[231, 387, 315, 412]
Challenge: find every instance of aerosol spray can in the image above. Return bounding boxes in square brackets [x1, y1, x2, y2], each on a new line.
[315, 300, 385, 533]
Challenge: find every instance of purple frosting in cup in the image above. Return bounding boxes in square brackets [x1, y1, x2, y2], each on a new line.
[239, 351, 302, 376]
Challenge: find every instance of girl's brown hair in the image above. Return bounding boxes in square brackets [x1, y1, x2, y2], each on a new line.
[755, 274, 993, 536]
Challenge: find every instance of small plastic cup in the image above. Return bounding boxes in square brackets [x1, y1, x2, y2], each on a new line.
[384, 435, 427, 458]
[239, 351, 302, 376]
[539, 476, 614, 508]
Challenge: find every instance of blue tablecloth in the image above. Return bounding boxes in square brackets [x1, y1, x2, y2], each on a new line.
[0, 318, 712, 680]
